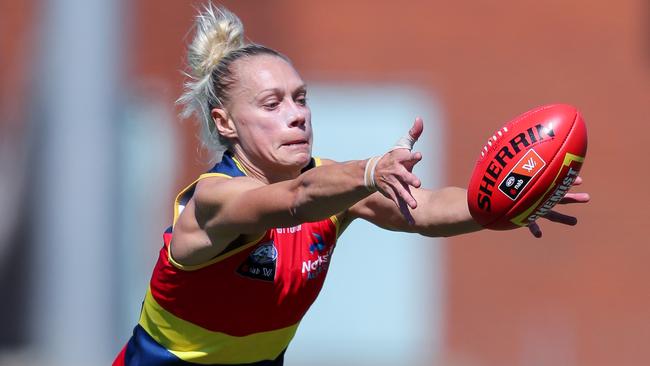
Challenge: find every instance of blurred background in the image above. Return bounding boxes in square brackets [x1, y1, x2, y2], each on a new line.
[1, 0, 648, 365]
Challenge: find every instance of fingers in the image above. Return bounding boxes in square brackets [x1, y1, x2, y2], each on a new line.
[526, 175, 585, 237]
[381, 182, 416, 224]
[389, 184, 416, 226]
[528, 221, 542, 238]
[392, 183, 416, 225]
[374, 120, 425, 223]
[409, 117, 424, 142]
[398, 198, 415, 225]
[527, 210, 577, 238]
[377, 149, 422, 183]
[401, 152, 423, 177]
[559, 192, 590, 204]
[389, 166, 421, 188]
[393, 154, 422, 188]
[405, 172, 422, 189]
[388, 177, 417, 209]
[374, 165, 419, 224]
[544, 210, 577, 225]
[392, 118, 425, 151]
[552, 175, 588, 204]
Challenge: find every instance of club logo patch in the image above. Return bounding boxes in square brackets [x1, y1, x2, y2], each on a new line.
[237, 241, 277, 282]
[498, 149, 546, 200]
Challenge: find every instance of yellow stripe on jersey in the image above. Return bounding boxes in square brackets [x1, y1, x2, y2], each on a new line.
[314, 157, 345, 238]
[329, 214, 341, 238]
[172, 173, 232, 227]
[139, 289, 299, 365]
[231, 155, 250, 176]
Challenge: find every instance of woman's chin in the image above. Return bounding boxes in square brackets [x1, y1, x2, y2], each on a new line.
[277, 149, 312, 169]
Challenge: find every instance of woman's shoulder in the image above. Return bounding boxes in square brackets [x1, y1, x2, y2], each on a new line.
[316, 157, 338, 166]
[193, 175, 262, 207]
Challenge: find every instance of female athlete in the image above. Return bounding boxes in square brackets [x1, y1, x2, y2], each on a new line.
[113, 5, 589, 366]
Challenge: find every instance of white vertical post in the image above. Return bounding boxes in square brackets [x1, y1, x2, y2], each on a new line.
[33, 0, 122, 364]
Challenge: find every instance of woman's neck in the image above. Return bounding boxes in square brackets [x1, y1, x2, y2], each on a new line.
[230, 148, 301, 184]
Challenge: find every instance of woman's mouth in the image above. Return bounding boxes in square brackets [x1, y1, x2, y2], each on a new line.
[282, 139, 309, 147]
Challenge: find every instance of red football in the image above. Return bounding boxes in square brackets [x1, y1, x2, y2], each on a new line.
[467, 104, 588, 230]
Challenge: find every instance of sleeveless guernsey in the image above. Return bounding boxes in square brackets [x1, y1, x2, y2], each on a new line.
[114, 152, 340, 366]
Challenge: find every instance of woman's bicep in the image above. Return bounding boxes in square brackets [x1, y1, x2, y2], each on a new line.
[194, 177, 302, 237]
[170, 177, 292, 267]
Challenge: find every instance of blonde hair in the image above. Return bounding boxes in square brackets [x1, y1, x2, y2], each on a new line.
[177, 4, 287, 159]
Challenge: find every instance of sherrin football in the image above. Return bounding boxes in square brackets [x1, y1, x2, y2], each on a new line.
[467, 104, 588, 230]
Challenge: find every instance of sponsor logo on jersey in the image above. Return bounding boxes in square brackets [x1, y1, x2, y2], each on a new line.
[309, 233, 326, 254]
[237, 241, 277, 282]
[498, 149, 546, 200]
[302, 233, 332, 280]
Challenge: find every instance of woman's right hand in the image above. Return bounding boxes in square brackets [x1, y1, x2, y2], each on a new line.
[373, 118, 424, 224]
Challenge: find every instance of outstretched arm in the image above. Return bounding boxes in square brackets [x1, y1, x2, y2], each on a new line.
[346, 186, 482, 237]
[171, 121, 423, 265]
[345, 180, 589, 238]
[335, 117, 589, 237]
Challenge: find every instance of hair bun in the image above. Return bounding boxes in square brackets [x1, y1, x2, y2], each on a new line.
[188, 4, 245, 79]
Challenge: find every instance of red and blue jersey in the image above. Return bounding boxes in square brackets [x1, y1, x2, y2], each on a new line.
[114, 152, 340, 366]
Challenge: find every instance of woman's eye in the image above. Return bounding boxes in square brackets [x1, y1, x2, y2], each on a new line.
[263, 102, 279, 110]
[296, 96, 308, 106]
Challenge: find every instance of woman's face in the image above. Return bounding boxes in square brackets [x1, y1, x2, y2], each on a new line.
[221, 54, 312, 173]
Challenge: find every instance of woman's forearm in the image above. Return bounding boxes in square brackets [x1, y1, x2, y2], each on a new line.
[415, 186, 484, 237]
[291, 159, 371, 222]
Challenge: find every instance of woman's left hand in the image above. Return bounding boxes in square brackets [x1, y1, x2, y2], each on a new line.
[527, 176, 590, 238]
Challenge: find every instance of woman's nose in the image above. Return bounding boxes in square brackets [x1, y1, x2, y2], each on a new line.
[287, 103, 306, 128]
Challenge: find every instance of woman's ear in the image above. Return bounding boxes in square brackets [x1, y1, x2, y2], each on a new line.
[212, 108, 237, 139]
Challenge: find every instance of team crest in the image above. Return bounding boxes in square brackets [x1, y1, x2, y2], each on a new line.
[237, 241, 277, 282]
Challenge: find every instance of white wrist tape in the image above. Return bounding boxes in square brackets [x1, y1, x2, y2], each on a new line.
[390, 133, 416, 151]
[364, 156, 380, 191]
